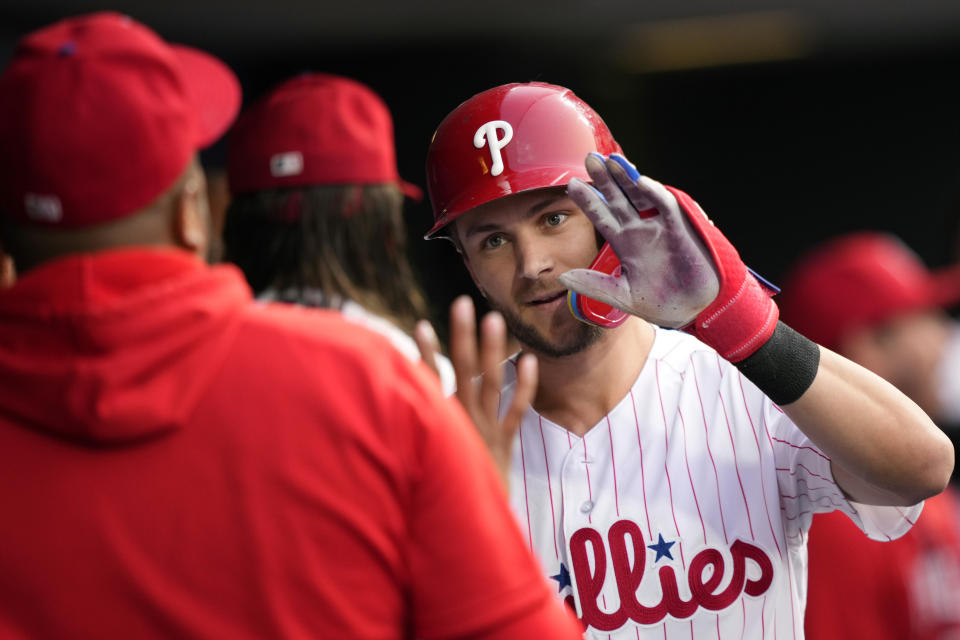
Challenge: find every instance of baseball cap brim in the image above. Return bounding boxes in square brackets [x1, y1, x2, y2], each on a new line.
[172, 45, 241, 149]
[929, 262, 960, 309]
[423, 166, 588, 239]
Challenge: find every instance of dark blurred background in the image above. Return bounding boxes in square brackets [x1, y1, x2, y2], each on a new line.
[4, 1, 960, 337]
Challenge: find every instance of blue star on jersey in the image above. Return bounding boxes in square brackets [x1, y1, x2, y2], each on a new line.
[550, 563, 571, 592]
[648, 533, 676, 562]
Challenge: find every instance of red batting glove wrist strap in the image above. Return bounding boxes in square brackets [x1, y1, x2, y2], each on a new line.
[665, 185, 779, 363]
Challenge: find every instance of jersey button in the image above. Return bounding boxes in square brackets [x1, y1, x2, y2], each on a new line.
[580, 500, 594, 513]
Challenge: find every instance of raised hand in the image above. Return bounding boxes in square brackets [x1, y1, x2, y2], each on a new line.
[445, 296, 537, 490]
[560, 153, 720, 329]
[414, 319, 444, 380]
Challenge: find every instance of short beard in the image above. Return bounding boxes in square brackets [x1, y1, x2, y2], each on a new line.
[494, 302, 604, 359]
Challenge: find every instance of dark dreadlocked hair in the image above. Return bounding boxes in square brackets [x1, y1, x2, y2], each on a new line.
[223, 183, 430, 335]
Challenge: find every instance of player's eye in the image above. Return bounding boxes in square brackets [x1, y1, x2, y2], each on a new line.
[543, 211, 568, 228]
[481, 233, 506, 250]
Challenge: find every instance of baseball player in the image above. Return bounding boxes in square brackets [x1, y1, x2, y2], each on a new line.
[0, 19, 582, 639]
[779, 232, 960, 639]
[421, 82, 954, 638]
[223, 72, 456, 394]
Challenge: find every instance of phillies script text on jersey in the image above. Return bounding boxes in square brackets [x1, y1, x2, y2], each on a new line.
[568, 521, 773, 630]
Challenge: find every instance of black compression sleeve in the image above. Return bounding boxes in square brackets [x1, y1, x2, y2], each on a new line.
[734, 321, 820, 405]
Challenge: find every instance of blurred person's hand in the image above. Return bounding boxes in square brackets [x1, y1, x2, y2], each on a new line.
[418, 296, 537, 490]
[0, 253, 14, 288]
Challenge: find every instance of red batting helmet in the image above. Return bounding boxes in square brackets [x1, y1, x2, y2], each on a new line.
[424, 82, 622, 238]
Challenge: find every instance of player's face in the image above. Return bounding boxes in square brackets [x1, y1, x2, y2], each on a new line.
[455, 187, 604, 358]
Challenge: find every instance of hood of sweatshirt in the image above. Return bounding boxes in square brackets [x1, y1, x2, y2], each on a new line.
[0, 248, 252, 445]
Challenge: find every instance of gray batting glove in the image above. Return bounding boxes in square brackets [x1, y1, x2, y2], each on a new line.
[560, 153, 720, 329]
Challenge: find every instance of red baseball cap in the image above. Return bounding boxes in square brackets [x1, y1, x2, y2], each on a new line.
[0, 12, 241, 227]
[226, 73, 422, 200]
[779, 232, 960, 350]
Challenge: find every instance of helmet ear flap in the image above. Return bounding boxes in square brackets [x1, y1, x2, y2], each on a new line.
[424, 82, 622, 239]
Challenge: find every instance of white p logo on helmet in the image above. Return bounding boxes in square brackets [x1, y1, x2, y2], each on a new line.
[473, 120, 513, 177]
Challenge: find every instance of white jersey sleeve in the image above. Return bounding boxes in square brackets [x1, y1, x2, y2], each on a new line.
[765, 385, 922, 543]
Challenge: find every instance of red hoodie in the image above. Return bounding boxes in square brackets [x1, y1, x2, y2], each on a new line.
[0, 248, 580, 640]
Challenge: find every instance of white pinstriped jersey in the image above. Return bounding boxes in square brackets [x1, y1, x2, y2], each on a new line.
[500, 327, 922, 639]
